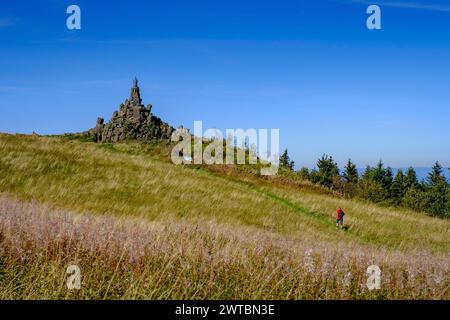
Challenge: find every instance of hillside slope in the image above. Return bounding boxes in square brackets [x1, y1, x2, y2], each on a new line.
[0, 133, 448, 299]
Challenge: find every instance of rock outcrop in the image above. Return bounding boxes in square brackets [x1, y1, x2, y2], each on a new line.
[86, 78, 173, 143]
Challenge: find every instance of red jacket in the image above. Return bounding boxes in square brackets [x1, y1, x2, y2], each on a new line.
[336, 209, 345, 219]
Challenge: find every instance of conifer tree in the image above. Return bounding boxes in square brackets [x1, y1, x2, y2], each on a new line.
[358, 161, 392, 202]
[316, 154, 339, 188]
[279, 149, 295, 170]
[427, 162, 446, 186]
[404, 167, 419, 190]
[372, 160, 385, 183]
[390, 169, 406, 204]
[425, 162, 449, 218]
[384, 166, 394, 190]
[298, 167, 310, 180]
[343, 159, 358, 184]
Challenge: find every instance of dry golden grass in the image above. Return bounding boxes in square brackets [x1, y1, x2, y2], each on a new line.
[0, 133, 449, 299]
[1, 196, 448, 299]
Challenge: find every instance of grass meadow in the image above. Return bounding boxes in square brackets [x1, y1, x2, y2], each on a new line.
[0, 133, 449, 299]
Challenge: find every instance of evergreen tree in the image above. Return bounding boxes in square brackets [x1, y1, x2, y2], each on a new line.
[403, 185, 428, 212]
[361, 165, 373, 181]
[390, 170, 406, 204]
[404, 167, 419, 190]
[427, 162, 446, 186]
[309, 169, 320, 184]
[298, 167, 310, 180]
[384, 166, 394, 190]
[279, 149, 295, 171]
[424, 162, 449, 218]
[316, 154, 339, 188]
[425, 180, 448, 218]
[358, 161, 392, 202]
[372, 160, 385, 184]
[343, 159, 359, 184]
[358, 179, 389, 203]
[370, 160, 393, 190]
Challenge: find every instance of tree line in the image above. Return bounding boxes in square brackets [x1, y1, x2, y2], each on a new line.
[279, 149, 450, 219]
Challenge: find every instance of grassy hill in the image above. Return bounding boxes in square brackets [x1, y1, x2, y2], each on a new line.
[0, 133, 448, 299]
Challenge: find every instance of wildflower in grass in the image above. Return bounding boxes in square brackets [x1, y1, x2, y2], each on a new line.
[0, 195, 448, 300]
[303, 248, 315, 273]
[343, 271, 352, 288]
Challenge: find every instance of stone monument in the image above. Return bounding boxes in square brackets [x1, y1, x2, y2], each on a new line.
[85, 78, 173, 143]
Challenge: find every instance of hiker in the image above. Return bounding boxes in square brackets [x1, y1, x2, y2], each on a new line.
[336, 207, 345, 229]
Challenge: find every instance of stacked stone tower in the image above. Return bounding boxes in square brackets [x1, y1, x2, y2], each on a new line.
[86, 78, 173, 143]
[130, 77, 142, 105]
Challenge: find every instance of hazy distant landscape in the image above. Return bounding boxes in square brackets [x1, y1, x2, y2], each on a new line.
[359, 168, 450, 182]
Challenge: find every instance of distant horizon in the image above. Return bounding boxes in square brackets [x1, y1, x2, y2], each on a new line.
[356, 167, 450, 182]
[297, 165, 450, 180]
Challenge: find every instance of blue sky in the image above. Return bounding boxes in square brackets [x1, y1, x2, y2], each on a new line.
[1, 0, 449, 168]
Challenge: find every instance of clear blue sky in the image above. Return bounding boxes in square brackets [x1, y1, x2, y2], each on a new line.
[1, 0, 449, 168]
